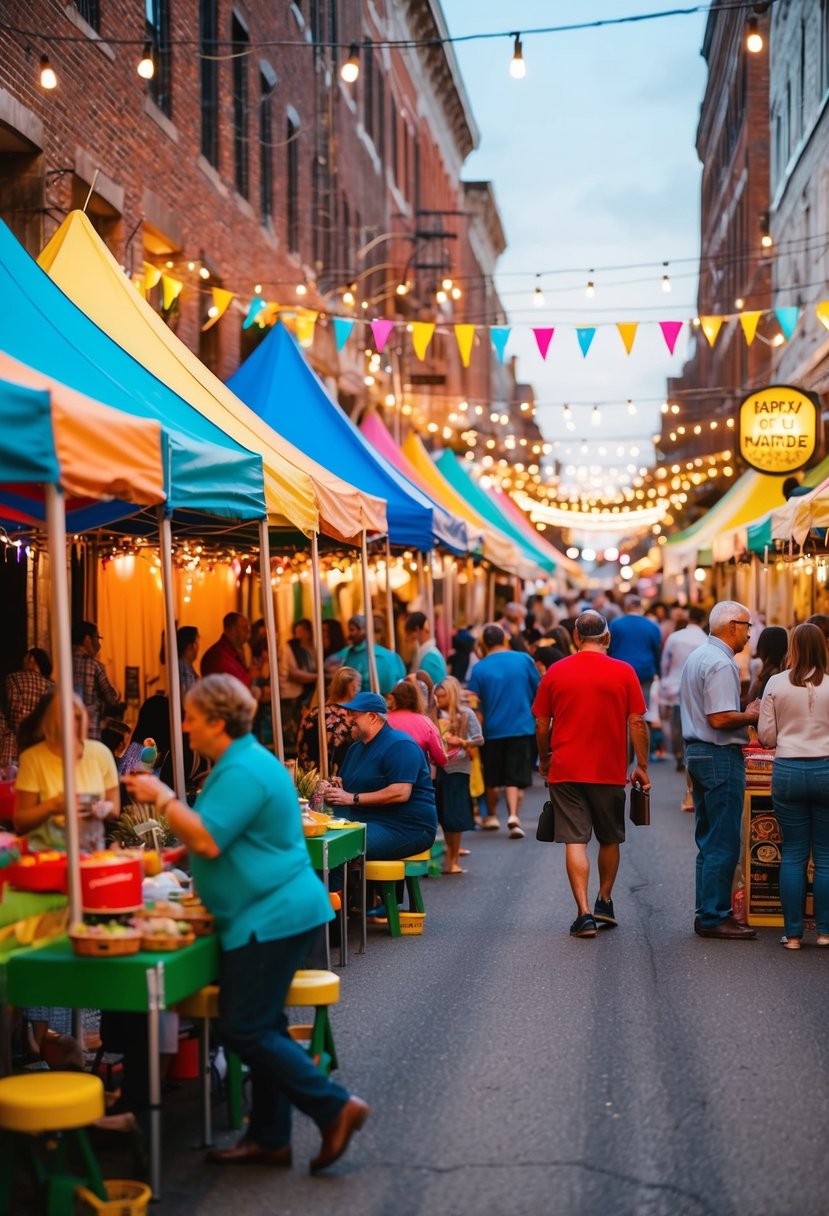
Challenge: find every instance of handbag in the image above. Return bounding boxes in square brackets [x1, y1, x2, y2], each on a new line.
[629, 781, 651, 827]
[536, 799, 556, 842]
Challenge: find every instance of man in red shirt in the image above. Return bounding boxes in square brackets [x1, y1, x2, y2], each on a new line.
[533, 610, 650, 938]
[200, 613, 253, 689]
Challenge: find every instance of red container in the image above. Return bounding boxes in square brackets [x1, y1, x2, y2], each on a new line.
[167, 1035, 200, 1080]
[81, 854, 143, 913]
[6, 852, 68, 893]
[0, 781, 15, 826]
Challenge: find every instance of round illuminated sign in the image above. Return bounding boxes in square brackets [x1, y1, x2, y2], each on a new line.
[739, 384, 818, 474]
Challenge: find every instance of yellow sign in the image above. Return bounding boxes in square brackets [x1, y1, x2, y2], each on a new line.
[739, 385, 818, 473]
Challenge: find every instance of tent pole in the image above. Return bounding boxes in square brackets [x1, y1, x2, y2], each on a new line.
[425, 555, 436, 640]
[310, 534, 329, 779]
[158, 509, 186, 798]
[487, 569, 496, 622]
[444, 555, 454, 656]
[45, 484, 81, 926]
[360, 529, 379, 693]
[384, 535, 395, 654]
[258, 518, 285, 763]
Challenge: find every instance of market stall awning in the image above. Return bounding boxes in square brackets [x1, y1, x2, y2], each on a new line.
[0, 355, 166, 529]
[744, 454, 829, 550]
[40, 211, 377, 538]
[0, 220, 265, 523]
[227, 322, 469, 553]
[434, 451, 552, 575]
[663, 470, 788, 576]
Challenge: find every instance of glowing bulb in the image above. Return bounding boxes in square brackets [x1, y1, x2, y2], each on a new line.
[296, 283, 307, 296]
[746, 17, 763, 54]
[39, 55, 57, 89]
[627, 400, 637, 415]
[509, 35, 526, 79]
[137, 42, 155, 79]
[395, 282, 408, 296]
[207, 305, 219, 318]
[199, 266, 210, 280]
[341, 44, 360, 83]
[761, 232, 773, 249]
[254, 283, 262, 294]
[436, 289, 447, 304]
[342, 287, 355, 306]
[734, 296, 744, 310]
[451, 286, 462, 300]
[585, 275, 595, 299]
[441, 277, 453, 291]
[591, 406, 601, 427]
[533, 282, 545, 308]
[661, 267, 671, 293]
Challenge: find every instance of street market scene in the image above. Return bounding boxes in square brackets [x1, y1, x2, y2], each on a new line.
[1, 1, 829, 1213]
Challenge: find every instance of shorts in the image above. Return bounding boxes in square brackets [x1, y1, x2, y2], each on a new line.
[482, 736, 534, 789]
[549, 782, 626, 845]
[436, 770, 474, 833]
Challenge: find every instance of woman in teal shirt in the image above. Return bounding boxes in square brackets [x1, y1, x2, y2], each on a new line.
[126, 674, 369, 1173]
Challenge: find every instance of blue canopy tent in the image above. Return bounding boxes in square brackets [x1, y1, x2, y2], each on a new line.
[227, 323, 470, 554]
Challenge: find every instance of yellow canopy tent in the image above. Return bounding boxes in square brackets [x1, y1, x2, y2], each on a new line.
[664, 470, 788, 577]
[39, 211, 387, 542]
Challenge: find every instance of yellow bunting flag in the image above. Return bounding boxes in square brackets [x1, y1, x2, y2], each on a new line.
[817, 301, 829, 332]
[263, 302, 280, 328]
[161, 274, 183, 311]
[616, 322, 638, 355]
[142, 261, 162, 294]
[700, 315, 723, 347]
[201, 287, 235, 331]
[454, 324, 476, 367]
[738, 311, 762, 346]
[295, 309, 319, 347]
[412, 322, 436, 361]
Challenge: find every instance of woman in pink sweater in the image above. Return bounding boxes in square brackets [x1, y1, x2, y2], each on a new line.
[386, 681, 447, 771]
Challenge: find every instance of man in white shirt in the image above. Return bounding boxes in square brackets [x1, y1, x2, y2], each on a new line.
[659, 606, 707, 772]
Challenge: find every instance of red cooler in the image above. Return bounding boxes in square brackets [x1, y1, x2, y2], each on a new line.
[81, 853, 143, 913]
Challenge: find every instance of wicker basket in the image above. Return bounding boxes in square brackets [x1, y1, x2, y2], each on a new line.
[140, 931, 196, 952]
[70, 931, 142, 958]
[76, 1179, 152, 1214]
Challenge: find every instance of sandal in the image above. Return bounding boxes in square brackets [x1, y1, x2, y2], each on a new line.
[781, 935, 802, 950]
[507, 817, 525, 840]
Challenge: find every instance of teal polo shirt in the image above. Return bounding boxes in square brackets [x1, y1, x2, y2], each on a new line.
[337, 641, 407, 695]
[189, 734, 332, 951]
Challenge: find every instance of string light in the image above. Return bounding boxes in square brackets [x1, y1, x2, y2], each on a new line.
[137, 42, 154, 79]
[39, 54, 57, 89]
[296, 283, 307, 296]
[509, 34, 526, 79]
[585, 273, 595, 299]
[627, 399, 637, 415]
[342, 285, 355, 305]
[591, 406, 601, 427]
[395, 281, 409, 296]
[341, 43, 360, 82]
[533, 276, 545, 308]
[734, 296, 744, 310]
[661, 262, 671, 292]
[746, 16, 763, 53]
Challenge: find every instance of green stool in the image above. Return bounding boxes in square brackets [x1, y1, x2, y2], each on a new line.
[364, 860, 406, 936]
[0, 1072, 107, 1216]
[285, 969, 340, 1074]
[403, 850, 431, 913]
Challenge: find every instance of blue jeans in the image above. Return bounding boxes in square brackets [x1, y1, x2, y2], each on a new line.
[218, 929, 349, 1149]
[685, 742, 745, 927]
[772, 757, 829, 937]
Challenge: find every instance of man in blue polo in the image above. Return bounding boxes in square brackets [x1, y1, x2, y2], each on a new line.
[680, 600, 761, 941]
[608, 595, 662, 707]
[336, 614, 406, 696]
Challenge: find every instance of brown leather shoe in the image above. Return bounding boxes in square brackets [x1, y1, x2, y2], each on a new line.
[695, 915, 756, 940]
[208, 1138, 292, 1167]
[309, 1096, 370, 1174]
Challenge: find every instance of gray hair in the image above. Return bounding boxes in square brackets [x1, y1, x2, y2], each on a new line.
[708, 600, 749, 636]
[187, 674, 257, 739]
[575, 610, 608, 639]
[348, 614, 366, 629]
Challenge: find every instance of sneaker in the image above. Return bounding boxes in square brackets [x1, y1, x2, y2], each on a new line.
[593, 897, 617, 928]
[570, 914, 598, 938]
[366, 904, 393, 920]
[507, 818, 525, 839]
[482, 815, 501, 830]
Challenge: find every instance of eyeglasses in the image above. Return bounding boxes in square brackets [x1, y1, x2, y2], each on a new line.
[730, 619, 752, 631]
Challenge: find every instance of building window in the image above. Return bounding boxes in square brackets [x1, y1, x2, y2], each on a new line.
[200, 0, 219, 166]
[232, 16, 249, 197]
[146, 0, 172, 117]
[75, 0, 100, 30]
[260, 71, 275, 224]
[287, 114, 300, 253]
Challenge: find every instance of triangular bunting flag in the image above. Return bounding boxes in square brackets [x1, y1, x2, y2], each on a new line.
[490, 326, 511, 363]
[532, 327, 555, 360]
[616, 322, 638, 355]
[411, 321, 435, 361]
[142, 261, 162, 294]
[576, 327, 596, 357]
[333, 317, 355, 351]
[201, 286, 235, 331]
[243, 297, 268, 329]
[371, 318, 395, 353]
[700, 316, 723, 347]
[775, 306, 800, 340]
[738, 311, 762, 346]
[295, 309, 318, 347]
[161, 274, 183, 311]
[454, 324, 475, 367]
[817, 301, 829, 332]
[659, 320, 683, 355]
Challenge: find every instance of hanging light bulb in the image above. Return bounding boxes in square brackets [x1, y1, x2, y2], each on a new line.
[734, 296, 744, 310]
[451, 286, 462, 300]
[296, 283, 307, 296]
[627, 400, 637, 415]
[563, 403, 572, 422]
[533, 276, 545, 309]
[342, 285, 355, 306]
[436, 288, 448, 304]
[661, 262, 671, 292]
[39, 54, 57, 89]
[585, 273, 595, 299]
[509, 34, 526, 79]
[341, 44, 360, 83]
[591, 406, 601, 427]
[746, 16, 763, 54]
[441, 277, 453, 291]
[199, 266, 210, 280]
[759, 212, 773, 248]
[137, 42, 155, 79]
[395, 281, 409, 296]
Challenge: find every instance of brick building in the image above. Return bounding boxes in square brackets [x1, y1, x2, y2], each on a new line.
[659, 1, 772, 472]
[0, 0, 518, 441]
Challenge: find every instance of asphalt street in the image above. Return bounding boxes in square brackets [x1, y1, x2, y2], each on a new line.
[87, 763, 829, 1215]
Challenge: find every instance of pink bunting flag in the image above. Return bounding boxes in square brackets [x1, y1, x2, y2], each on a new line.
[370, 318, 395, 353]
[659, 321, 683, 355]
[532, 327, 555, 360]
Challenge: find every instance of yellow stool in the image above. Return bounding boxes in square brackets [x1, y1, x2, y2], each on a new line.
[0, 1072, 107, 1216]
[364, 860, 406, 935]
[285, 969, 340, 1072]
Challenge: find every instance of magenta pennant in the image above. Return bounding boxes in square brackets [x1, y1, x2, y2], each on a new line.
[370, 318, 395, 353]
[659, 320, 684, 355]
[532, 327, 555, 360]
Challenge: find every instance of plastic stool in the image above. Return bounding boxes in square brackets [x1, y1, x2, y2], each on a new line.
[285, 969, 341, 1074]
[174, 985, 244, 1142]
[0, 1072, 107, 1216]
[364, 860, 406, 936]
[403, 850, 430, 914]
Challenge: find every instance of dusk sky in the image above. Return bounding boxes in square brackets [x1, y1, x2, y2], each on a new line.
[442, 0, 710, 494]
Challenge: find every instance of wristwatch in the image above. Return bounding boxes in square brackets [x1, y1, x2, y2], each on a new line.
[352, 792, 360, 807]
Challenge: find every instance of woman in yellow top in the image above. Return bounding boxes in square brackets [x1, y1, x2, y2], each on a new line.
[14, 690, 120, 852]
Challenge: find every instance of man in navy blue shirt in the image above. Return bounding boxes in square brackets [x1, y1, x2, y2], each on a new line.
[608, 596, 662, 706]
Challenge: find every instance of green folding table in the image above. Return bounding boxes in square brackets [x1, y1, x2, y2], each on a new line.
[305, 824, 366, 965]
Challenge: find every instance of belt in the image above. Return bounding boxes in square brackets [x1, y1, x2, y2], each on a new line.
[684, 739, 743, 749]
